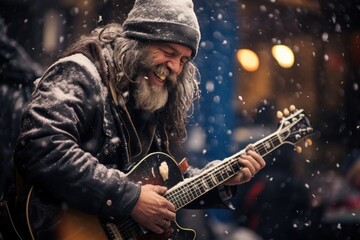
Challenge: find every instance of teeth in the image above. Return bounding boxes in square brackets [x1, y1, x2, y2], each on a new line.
[154, 68, 167, 81]
[158, 74, 166, 81]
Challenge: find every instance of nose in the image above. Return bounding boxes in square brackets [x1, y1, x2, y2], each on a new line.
[166, 59, 182, 75]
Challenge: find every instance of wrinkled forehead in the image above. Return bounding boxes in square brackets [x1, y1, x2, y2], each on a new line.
[149, 42, 192, 57]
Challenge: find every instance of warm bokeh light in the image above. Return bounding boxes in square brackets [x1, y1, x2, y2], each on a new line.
[43, 10, 60, 53]
[271, 45, 295, 68]
[237, 49, 260, 72]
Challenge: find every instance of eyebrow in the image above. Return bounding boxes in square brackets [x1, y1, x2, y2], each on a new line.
[162, 43, 179, 54]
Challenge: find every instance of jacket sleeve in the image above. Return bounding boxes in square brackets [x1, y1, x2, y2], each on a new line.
[14, 61, 140, 221]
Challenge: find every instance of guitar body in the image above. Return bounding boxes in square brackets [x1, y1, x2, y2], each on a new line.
[21, 152, 196, 240]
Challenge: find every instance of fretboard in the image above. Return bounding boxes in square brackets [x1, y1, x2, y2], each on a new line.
[165, 130, 283, 210]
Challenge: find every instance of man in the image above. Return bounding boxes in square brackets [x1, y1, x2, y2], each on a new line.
[13, 0, 265, 239]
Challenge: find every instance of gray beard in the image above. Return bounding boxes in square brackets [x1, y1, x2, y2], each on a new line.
[133, 74, 169, 112]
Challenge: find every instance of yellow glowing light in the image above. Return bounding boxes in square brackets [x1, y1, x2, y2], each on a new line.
[237, 49, 260, 72]
[271, 45, 295, 68]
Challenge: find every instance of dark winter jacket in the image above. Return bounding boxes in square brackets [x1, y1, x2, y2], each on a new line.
[14, 41, 233, 225]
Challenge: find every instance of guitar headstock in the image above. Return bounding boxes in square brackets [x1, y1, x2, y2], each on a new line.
[276, 105, 314, 153]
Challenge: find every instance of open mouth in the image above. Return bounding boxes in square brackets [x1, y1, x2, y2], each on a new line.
[154, 67, 168, 82]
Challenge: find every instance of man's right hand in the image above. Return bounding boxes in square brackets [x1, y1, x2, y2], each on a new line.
[130, 184, 176, 234]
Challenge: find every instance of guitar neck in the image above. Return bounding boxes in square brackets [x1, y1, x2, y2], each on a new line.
[165, 131, 283, 210]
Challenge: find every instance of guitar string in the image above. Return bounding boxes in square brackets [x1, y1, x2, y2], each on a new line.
[121, 221, 143, 240]
[116, 218, 139, 238]
[167, 158, 242, 208]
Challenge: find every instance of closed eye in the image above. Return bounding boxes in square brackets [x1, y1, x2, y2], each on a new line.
[159, 44, 192, 65]
[161, 48, 175, 57]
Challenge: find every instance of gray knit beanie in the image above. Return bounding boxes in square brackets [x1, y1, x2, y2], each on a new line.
[123, 0, 200, 58]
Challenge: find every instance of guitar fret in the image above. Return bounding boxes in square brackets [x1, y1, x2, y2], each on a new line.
[219, 168, 227, 180]
[219, 170, 227, 180]
[258, 141, 270, 155]
[171, 188, 182, 208]
[204, 175, 212, 188]
[194, 183, 202, 196]
[207, 176, 215, 188]
[179, 186, 188, 206]
[178, 191, 186, 208]
[231, 160, 241, 172]
[272, 137, 282, 148]
[202, 178, 209, 190]
[254, 133, 282, 156]
[188, 185, 195, 200]
[212, 174, 219, 185]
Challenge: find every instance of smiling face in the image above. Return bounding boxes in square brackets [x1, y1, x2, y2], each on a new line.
[146, 42, 192, 87]
[133, 42, 192, 112]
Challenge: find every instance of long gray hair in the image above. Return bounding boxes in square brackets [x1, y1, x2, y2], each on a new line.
[67, 23, 200, 143]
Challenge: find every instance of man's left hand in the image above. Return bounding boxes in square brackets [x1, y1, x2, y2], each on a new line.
[223, 145, 266, 186]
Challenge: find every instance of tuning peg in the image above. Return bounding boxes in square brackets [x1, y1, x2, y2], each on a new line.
[289, 105, 296, 112]
[295, 146, 302, 153]
[277, 111, 283, 119]
[305, 139, 313, 147]
[283, 108, 290, 116]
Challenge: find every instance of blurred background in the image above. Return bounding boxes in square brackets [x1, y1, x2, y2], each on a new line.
[1, 0, 359, 239]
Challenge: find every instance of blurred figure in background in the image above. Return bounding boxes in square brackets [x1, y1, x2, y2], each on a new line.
[0, 16, 43, 240]
[233, 146, 316, 240]
[229, 101, 320, 240]
[344, 149, 360, 191]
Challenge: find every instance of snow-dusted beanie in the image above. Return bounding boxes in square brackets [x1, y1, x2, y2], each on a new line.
[123, 0, 200, 58]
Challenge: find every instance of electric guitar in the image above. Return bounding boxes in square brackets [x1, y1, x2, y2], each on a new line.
[21, 106, 314, 240]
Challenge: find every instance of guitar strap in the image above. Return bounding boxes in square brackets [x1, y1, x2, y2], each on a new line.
[0, 198, 23, 239]
[0, 168, 24, 239]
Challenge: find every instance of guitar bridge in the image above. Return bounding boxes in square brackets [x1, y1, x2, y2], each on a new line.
[103, 220, 149, 240]
[104, 222, 123, 240]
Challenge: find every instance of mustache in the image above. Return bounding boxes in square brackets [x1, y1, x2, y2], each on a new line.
[153, 64, 177, 86]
